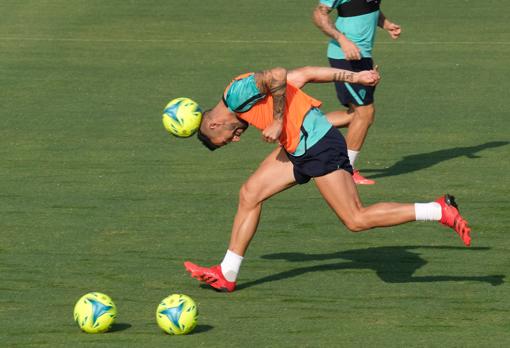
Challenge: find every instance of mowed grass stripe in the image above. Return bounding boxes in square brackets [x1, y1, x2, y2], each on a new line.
[1, 36, 510, 45]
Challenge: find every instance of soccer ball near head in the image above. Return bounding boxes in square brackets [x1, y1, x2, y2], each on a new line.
[162, 97, 202, 138]
[156, 294, 198, 335]
[73, 292, 117, 333]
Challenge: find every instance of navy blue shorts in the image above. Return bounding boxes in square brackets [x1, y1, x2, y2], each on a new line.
[285, 127, 353, 184]
[329, 57, 376, 107]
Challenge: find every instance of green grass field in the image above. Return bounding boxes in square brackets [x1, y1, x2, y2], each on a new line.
[1, 0, 509, 346]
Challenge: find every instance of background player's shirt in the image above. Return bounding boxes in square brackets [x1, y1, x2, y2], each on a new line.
[224, 74, 332, 156]
[320, 0, 380, 59]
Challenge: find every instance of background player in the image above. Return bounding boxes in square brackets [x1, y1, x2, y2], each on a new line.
[313, 0, 401, 184]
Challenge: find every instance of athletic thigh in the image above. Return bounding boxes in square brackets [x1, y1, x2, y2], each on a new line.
[242, 146, 297, 202]
[314, 169, 363, 223]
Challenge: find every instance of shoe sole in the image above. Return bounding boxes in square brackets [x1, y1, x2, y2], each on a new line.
[355, 181, 375, 185]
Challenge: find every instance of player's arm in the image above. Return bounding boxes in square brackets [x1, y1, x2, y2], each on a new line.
[287, 66, 380, 89]
[254, 67, 287, 143]
[312, 3, 361, 60]
[378, 11, 401, 39]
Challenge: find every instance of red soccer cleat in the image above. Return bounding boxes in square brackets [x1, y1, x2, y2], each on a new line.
[436, 194, 471, 247]
[184, 262, 236, 292]
[352, 170, 376, 185]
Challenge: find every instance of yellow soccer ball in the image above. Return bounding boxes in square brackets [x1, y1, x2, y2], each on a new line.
[156, 294, 198, 335]
[162, 97, 202, 138]
[73, 292, 117, 333]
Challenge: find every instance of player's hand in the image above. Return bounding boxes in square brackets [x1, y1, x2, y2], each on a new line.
[385, 22, 401, 39]
[337, 36, 361, 60]
[356, 69, 380, 87]
[262, 120, 283, 143]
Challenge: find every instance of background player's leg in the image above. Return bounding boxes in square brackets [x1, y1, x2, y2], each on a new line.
[345, 103, 375, 153]
[345, 103, 376, 184]
[326, 108, 354, 128]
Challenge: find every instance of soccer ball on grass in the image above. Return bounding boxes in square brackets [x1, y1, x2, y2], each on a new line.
[156, 294, 198, 335]
[73, 292, 117, 333]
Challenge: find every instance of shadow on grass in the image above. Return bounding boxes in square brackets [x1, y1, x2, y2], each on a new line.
[236, 246, 504, 290]
[361, 141, 509, 179]
[191, 325, 214, 334]
[108, 323, 132, 333]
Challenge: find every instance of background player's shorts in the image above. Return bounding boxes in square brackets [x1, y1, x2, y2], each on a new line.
[285, 126, 353, 184]
[329, 57, 376, 107]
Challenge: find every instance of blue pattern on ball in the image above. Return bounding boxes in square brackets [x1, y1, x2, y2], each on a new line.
[87, 298, 113, 326]
[164, 100, 183, 125]
[159, 302, 184, 328]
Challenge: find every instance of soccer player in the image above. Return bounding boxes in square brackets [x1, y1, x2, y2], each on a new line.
[313, 0, 401, 184]
[184, 66, 471, 292]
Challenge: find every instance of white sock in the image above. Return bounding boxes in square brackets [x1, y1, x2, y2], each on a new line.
[415, 202, 442, 221]
[220, 250, 244, 282]
[347, 149, 359, 168]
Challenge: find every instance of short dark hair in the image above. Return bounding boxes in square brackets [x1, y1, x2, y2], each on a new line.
[197, 129, 219, 151]
[196, 110, 220, 151]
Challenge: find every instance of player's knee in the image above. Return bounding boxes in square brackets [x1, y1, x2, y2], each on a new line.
[356, 105, 375, 125]
[239, 182, 262, 208]
[344, 221, 365, 233]
[343, 212, 369, 232]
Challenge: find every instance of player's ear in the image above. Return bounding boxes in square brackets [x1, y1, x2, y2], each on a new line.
[201, 115, 217, 130]
[208, 121, 221, 130]
[202, 109, 222, 130]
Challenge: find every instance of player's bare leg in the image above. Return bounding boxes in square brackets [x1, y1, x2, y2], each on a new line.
[345, 104, 376, 185]
[314, 169, 414, 231]
[346, 104, 374, 150]
[228, 146, 296, 255]
[314, 169, 471, 245]
[326, 108, 354, 128]
[185, 146, 296, 291]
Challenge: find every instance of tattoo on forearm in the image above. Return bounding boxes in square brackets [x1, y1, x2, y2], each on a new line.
[333, 71, 356, 83]
[272, 94, 285, 120]
[270, 76, 286, 121]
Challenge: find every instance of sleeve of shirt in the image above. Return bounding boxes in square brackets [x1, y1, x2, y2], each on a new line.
[223, 74, 266, 113]
[319, 0, 341, 9]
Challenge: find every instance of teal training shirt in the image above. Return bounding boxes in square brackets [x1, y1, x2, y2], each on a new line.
[320, 0, 380, 59]
[224, 74, 265, 113]
[292, 108, 333, 157]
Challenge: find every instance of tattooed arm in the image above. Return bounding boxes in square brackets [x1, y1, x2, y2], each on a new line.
[254, 67, 287, 143]
[312, 4, 341, 42]
[287, 66, 380, 89]
[313, 3, 361, 60]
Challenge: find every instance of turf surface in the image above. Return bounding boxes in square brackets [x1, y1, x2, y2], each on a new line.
[1, 0, 509, 346]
